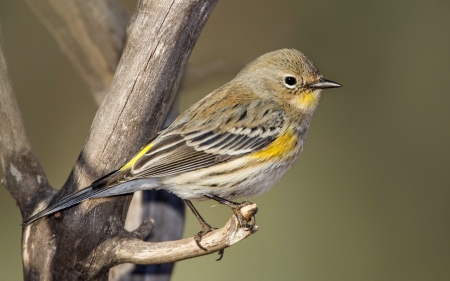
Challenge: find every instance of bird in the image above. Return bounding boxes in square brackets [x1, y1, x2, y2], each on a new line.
[23, 48, 341, 247]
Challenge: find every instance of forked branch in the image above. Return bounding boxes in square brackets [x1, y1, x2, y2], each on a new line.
[0, 1, 263, 280]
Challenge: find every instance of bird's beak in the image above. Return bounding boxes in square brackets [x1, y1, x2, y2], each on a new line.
[310, 78, 342, 89]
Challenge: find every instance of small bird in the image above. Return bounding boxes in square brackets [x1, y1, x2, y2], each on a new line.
[23, 49, 341, 245]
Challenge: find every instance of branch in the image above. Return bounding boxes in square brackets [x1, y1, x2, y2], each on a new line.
[20, 0, 221, 279]
[45, 0, 219, 219]
[24, 2, 199, 280]
[105, 204, 258, 266]
[26, 0, 129, 104]
[0, 23, 54, 217]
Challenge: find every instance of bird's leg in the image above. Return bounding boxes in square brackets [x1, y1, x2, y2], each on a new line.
[205, 194, 258, 230]
[184, 200, 216, 250]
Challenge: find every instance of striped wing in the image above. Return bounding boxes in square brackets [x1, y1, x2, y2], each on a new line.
[92, 99, 288, 188]
[126, 130, 275, 179]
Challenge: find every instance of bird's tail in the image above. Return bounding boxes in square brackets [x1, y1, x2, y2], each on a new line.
[21, 185, 108, 227]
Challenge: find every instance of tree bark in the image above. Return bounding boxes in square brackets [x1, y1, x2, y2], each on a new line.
[25, 1, 186, 279]
[0, 0, 237, 280]
[1, 1, 259, 280]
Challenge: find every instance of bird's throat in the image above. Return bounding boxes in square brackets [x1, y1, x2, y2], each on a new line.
[290, 90, 321, 112]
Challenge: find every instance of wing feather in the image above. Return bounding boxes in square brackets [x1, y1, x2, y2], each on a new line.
[99, 99, 289, 185]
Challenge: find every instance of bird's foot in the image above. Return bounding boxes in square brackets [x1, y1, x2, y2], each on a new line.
[193, 221, 217, 251]
[230, 201, 258, 230]
[205, 195, 258, 230]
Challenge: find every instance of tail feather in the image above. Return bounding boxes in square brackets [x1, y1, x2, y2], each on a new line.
[22, 186, 106, 227]
[22, 178, 160, 227]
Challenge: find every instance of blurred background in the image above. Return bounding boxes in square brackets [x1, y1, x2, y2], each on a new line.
[1, 0, 449, 280]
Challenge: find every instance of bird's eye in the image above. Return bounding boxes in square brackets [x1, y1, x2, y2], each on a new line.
[284, 76, 297, 88]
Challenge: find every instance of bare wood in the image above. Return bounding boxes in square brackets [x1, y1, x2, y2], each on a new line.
[113, 189, 186, 280]
[25, 0, 129, 104]
[20, 0, 220, 280]
[25, 2, 187, 280]
[0, 24, 57, 281]
[2, 2, 258, 280]
[113, 204, 258, 265]
[0, 24, 54, 217]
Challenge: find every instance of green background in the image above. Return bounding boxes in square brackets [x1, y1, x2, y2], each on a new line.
[1, 0, 450, 280]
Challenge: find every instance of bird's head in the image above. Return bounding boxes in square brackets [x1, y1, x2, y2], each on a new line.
[236, 49, 341, 114]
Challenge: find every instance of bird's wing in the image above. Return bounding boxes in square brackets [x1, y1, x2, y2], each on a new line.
[93, 98, 288, 188]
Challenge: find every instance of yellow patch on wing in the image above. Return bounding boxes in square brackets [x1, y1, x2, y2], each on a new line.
[251, 129, 297, 160]
[120, 143, 154, 171]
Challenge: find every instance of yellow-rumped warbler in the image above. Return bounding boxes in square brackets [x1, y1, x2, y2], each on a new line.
[23, 49, 341, 241]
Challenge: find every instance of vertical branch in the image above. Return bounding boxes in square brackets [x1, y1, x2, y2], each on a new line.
[0, 24, 54, 218]
[25, 0, 129, 103]
[20, 1, 220, 280]
[24, 2, 187, 280]
[0, 23, 57, 281]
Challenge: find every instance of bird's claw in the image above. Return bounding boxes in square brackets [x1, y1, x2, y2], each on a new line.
[231, 201, 258, 230]
[194, 223, 217, 251]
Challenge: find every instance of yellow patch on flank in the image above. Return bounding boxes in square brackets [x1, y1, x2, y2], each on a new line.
[120, 143, 154, 171]
[251, 129, 297, 160]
